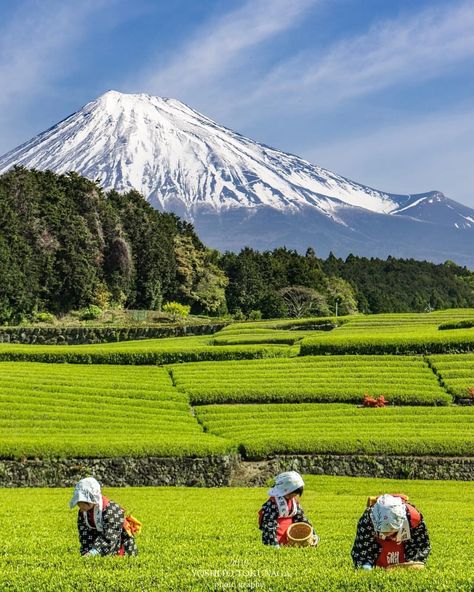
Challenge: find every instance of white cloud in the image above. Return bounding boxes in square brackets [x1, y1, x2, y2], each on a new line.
[306, 108, 474, 208]
[0, 0, 118, 109]
[246, 1, 474, 111]
[137, 0, 318, 104]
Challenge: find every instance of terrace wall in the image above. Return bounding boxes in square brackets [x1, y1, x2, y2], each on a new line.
[0, 455, 239, 488]
[231, 455, 474, 485]
[0, 322, 227, 345]
[0, 454, 472, 487]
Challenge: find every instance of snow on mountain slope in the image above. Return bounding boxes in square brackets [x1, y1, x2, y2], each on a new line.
[391, 191, 474, 229]
[0, 91, 401, 219]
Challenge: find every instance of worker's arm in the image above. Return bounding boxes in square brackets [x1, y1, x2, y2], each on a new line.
[405, 517, 431, 563]
[260, 500, 280, 547]
[351, 509, 380, 568]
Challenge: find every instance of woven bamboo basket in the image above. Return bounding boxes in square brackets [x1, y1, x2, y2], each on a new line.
[287, 522, 314, 547]
[386, 561, 425, 570]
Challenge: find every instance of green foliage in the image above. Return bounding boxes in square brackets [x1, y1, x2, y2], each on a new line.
[427, 353, 474, 400]
[326, 276, 358, 315]
[162, 301, 191, 319]
[300, 329, 474, 356]
[0, 169, 221, 321]
[323, 254, 474, 313]
[0, 477, 473, 591]
[197, 403, 474, 458]
[248, 310, 262, 320]
[439, 319, 474, 330]
[33, 312, 56, 323]
[173, 236, 228, 314]
[92, 282, 112, 309]
[170, 355, 451, 405]
[0, 362, 229, 458]
[79, 305, 103, 320]
[0, 336, 292, 365]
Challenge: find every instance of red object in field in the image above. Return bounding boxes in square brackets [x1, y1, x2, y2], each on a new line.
[363, 394, 388, 407]
[376, 537, 406, 567]
[467, 387, 474, 398]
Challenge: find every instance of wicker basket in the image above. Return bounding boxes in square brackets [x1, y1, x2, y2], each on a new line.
[386, 561, 425, 570]
[287, 522, 314, 547]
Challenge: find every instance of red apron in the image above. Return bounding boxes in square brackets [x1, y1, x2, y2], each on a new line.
[259, 497, 296, 545]
[376, 538, 406, 567]
[374, 500, 421, 567]
[276, 498, 295, 545]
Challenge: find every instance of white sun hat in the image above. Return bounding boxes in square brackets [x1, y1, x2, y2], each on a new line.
[69, 477, 102, 509]
[268, 471, 304, 497]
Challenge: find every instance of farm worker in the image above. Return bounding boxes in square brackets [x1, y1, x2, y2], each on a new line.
[69, 477, 139, 556]
[351, 494, 430, 570]
[258, 471, 318, 547]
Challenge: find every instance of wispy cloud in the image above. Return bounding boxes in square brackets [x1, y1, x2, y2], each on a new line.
[246, 1, 474, 111]
[137, 0, 319, 110]
[306, 108, 474, 207]
[0, 0, 118, 109]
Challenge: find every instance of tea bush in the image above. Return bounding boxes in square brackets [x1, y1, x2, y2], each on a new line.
[170, 356, 451, 405]
[0, 476, 472, 591]
[0, 362, 229, 458]
[0, 336, 292, 364]
[196, 403, 474, 458]
[427, 353, 474, 400]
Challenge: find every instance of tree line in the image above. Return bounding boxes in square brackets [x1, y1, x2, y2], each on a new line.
[0, 167, 472, 323]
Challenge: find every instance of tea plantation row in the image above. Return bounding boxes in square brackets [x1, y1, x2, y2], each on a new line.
[1, 476, 472, 591]
[0, 355, 473, 459]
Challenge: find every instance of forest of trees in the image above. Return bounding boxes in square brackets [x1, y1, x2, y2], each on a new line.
[0, 167, 473, 323]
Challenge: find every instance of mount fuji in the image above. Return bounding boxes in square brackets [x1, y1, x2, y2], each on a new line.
[0, 90, 473, 266]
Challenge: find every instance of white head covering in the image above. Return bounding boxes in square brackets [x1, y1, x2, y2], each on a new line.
[268, 471, 304, 518]
[268, 471, 304, 497]
[370, 494, 411, 543]
[69, 477, 102, 509]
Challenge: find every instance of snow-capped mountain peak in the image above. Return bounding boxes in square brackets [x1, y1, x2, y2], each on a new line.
[0, 90, 402, 218]
[1, 90, 473, 268]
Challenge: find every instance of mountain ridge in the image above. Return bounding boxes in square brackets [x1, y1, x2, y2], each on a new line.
[0, 90, 473, 266]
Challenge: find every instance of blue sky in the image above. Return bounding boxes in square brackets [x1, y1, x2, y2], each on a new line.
[0, 0, 473, 208]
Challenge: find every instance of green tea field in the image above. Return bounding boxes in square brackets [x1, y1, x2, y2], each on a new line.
[1, 476, 472, 592]
[1, 310, 473, 591]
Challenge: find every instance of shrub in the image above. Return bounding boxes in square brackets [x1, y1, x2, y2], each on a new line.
[247, 310, 262, 320]
[439, 320, 474, 330]
[33, 312, 56, 324]
[79, 305, 102, 320]
[232, 308, 246, 321]
[162, 302, 191, 320]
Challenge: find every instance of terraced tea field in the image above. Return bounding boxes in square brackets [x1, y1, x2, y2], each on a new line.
[170, 355, 451, 405]
[1, 311, 473, 591]
[2, 354, 473, 460]
[0, 363, 229, 458]
[196, 404, 474, 458]
[297, 310, 474, 355]
[1, 476, 472, 592]
[428, 353, 474, 400]
[0, 335, 292, 364]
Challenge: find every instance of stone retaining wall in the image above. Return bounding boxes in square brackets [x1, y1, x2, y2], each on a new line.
[0, 455, 239, 488]
[230, 455, 474, 486]
[0, 454, 472, 487]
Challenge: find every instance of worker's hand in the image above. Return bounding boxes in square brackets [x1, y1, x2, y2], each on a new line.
[361, 563, 373, 570]
[311, 534, 320, 547]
